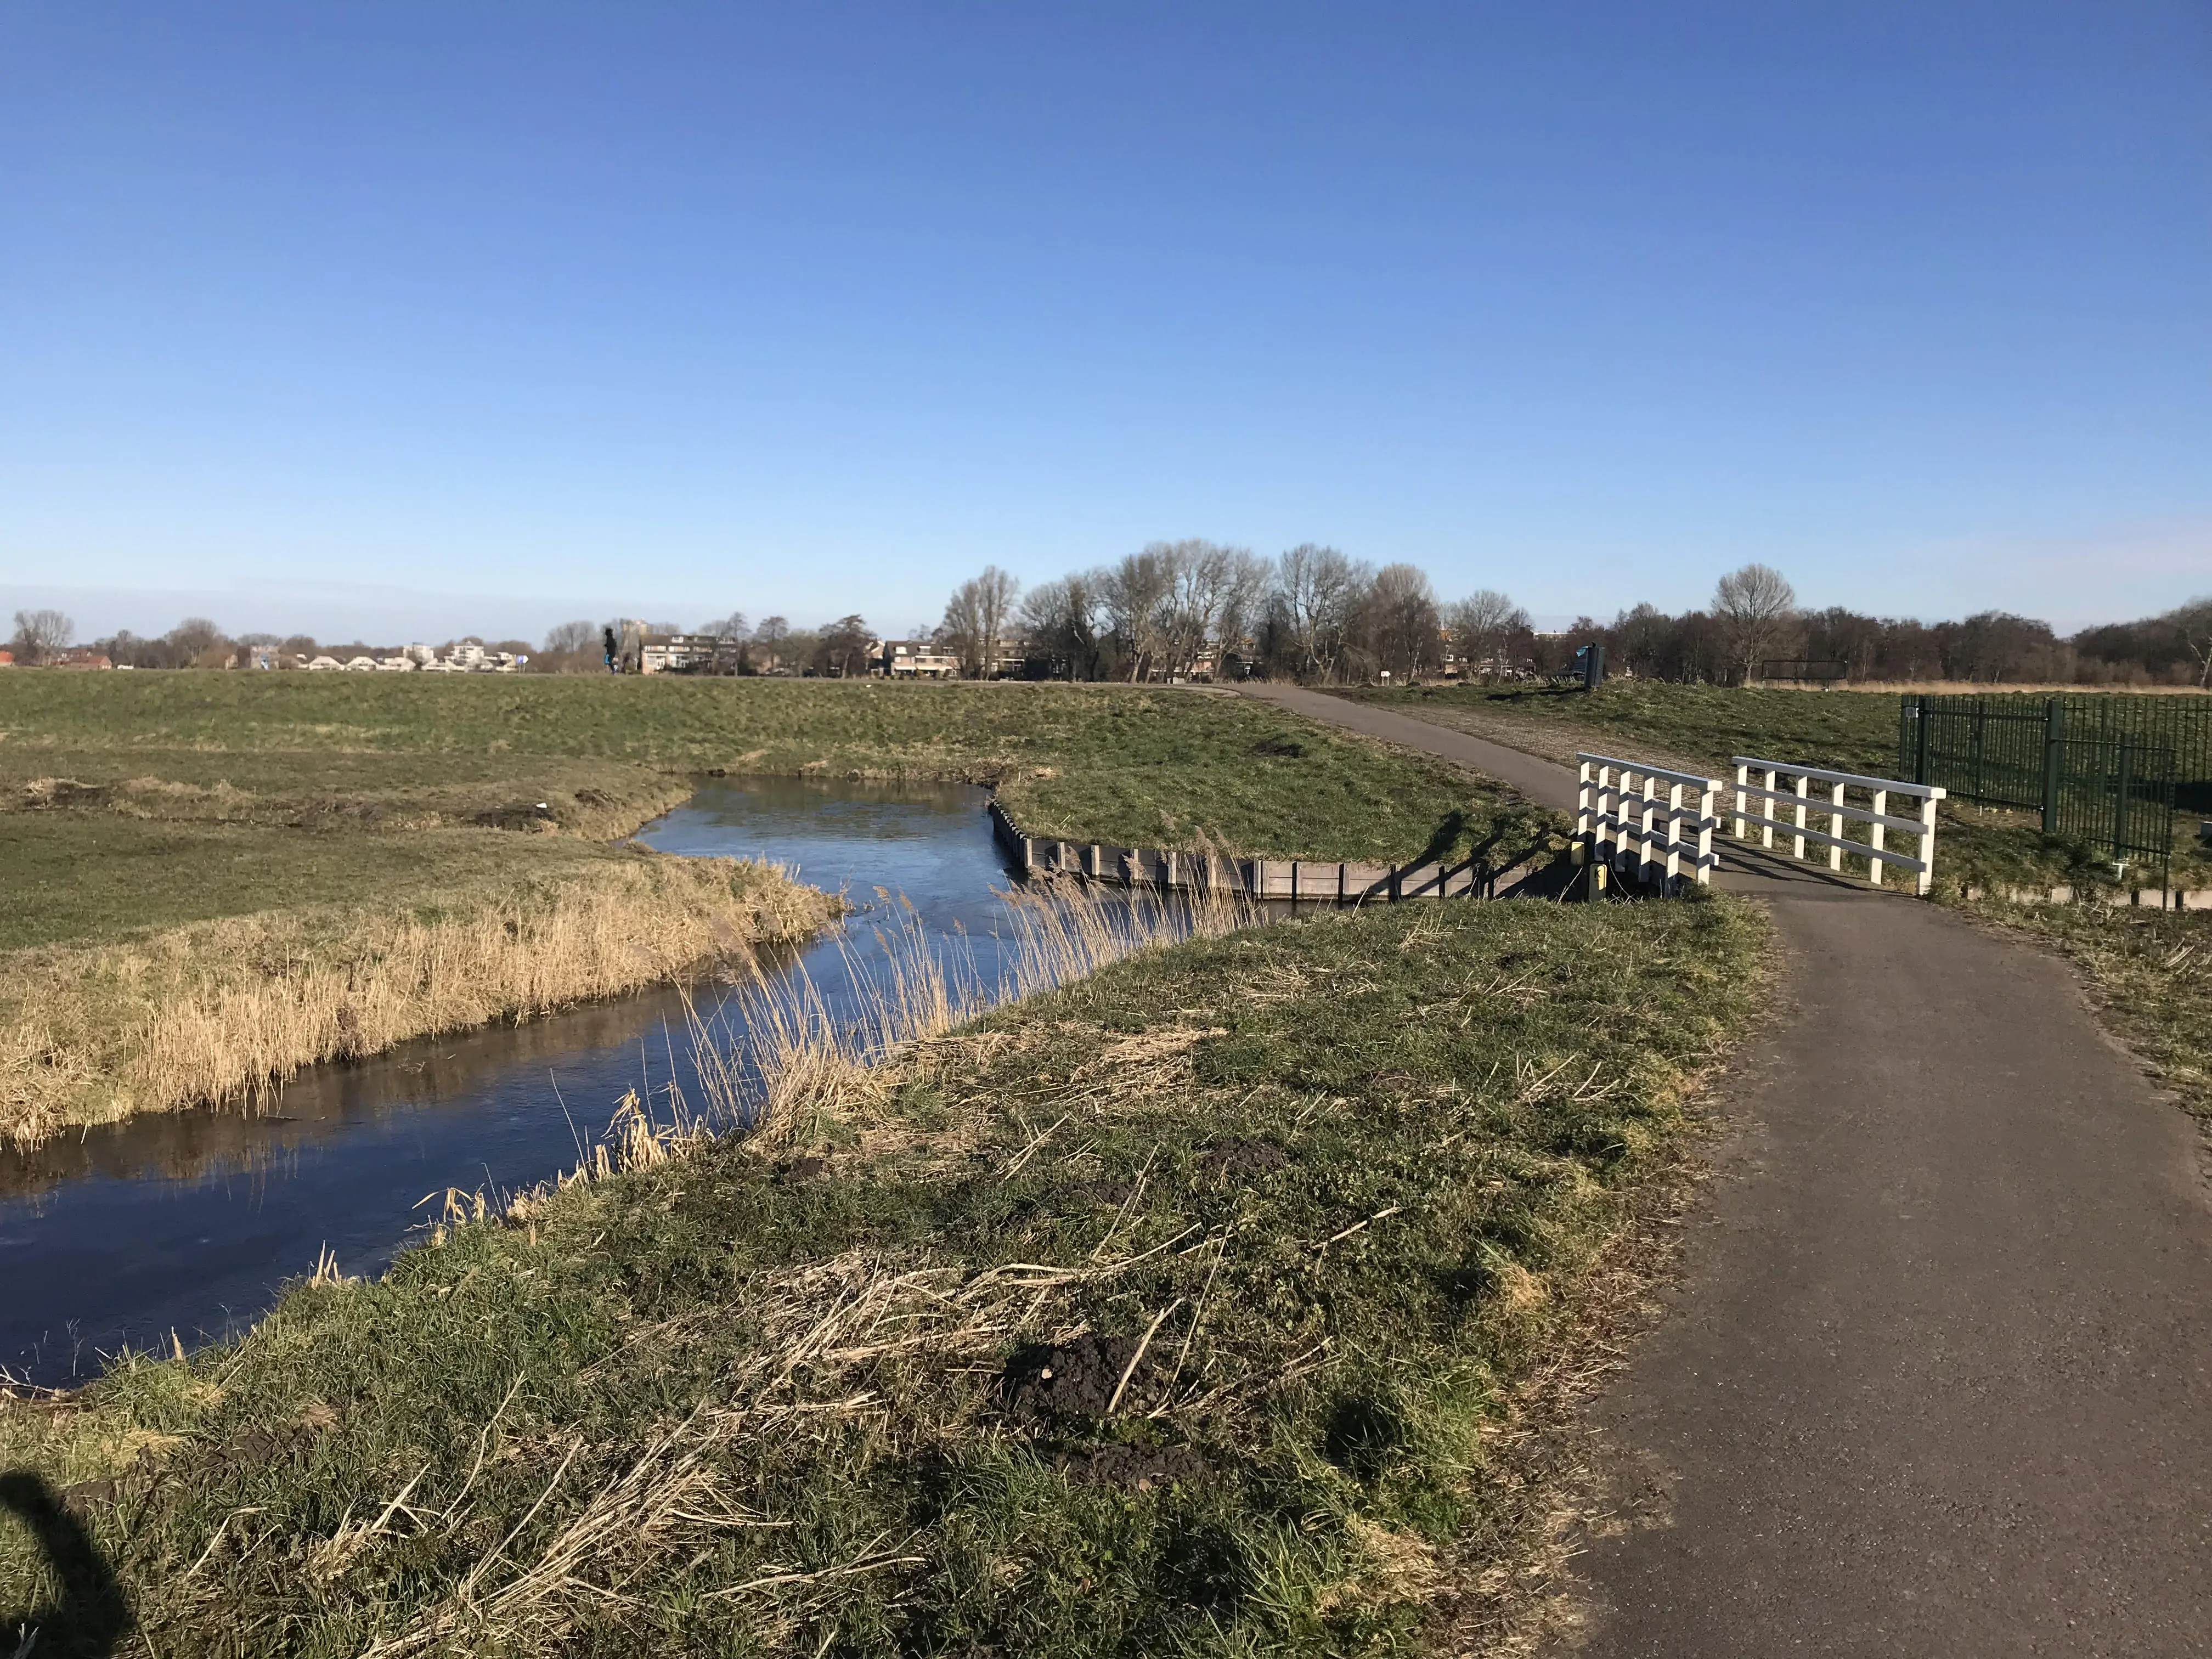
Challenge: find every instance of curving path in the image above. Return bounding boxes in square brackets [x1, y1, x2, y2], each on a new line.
[1245, 684, 2212, 1657]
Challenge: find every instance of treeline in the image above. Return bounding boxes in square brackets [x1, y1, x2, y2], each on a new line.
[981, 542, 1519, 682]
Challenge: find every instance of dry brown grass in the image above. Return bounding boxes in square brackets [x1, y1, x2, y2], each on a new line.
[0, 853, 828, 1147]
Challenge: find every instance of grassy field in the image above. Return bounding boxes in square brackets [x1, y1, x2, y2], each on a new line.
[0, 891, 1768, 1657]
[0, 673, 1544, 865]
[1336, 681, 2212, 892]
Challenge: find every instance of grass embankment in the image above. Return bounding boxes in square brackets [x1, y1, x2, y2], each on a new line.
[1, 852, 828, 1147]
[1336, 681, 2212, 893]
[0, 893, 1767, 1657]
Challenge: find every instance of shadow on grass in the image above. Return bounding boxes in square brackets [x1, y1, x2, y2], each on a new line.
[0, 1472, 129, 1658]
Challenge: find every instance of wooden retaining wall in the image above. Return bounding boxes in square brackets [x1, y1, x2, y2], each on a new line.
[988, 798, 1561, 902]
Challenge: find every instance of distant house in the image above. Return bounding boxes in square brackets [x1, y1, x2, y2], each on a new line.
[616, 620, 738, 675]
[375, 656, 416, 672]
[342, 656, 378, 672]
[54, 648, 113, 670]
[306, 655, 342, 671]
[0, 649, 13, 668]
[874, 639, 960, 679]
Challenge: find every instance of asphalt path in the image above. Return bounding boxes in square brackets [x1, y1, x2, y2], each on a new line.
[1245, 684, 2212, 1656]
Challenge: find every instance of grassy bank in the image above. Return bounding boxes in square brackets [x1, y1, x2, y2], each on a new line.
[1, 849, 829, 1146]
[0, 673, 1545, 863]
[1336, 682, 2212, 892]
[0, 894, 1768, 1657]
[0, 674, 1557, 1141]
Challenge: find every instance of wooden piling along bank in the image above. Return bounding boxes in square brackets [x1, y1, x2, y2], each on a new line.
[988, 799, 1563, 902]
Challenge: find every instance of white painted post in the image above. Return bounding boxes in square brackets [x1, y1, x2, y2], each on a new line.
[1827, 781, 1845, 872]
[1915, 794, 1939, 897]
[1694, 782, 1716, 885]
[1665, 781, 1684, 887]
[1867, 790, 1887, 888]
[1599, 764, 1616, 868]
[1733, 762, 1748, 840]
[1759, 767, 1775, 848]
[1791, 772, 1809, 861]
[1639, 771, 1661, 889]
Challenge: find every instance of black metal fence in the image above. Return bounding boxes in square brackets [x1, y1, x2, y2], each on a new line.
[1898, 692, 2212, 873]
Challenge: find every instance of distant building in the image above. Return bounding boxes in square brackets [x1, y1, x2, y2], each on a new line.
[0, 649, 13, 668]
[375, 655, 416, 672]
[874, 639, 960, 679]
[53, 648, 113, 670]
[306, 655, 342, 671]
[616, 620, 741, 675]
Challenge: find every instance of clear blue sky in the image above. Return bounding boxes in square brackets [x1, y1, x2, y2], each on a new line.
[2, 2, 2207, 642]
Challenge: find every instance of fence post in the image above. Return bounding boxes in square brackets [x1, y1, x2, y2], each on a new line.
[1639, 772, 1660, 889]
[1827, 781, 1846, 871]
[1664, 782, 1684, 888]
[1733, 763, 1747, 839]
[1759, 768, 1775, 849]
[1695, 782, 1716, 885]
[1914, 695, 1931, 786]
[2041, 697, 2064, 834]
[2114, 736, 2132, 862]
[1869, 789, 1887, 887]
[1576, 760, 1593, 861]
[1916, 792, 1939, 897]
[1792, 771, 1809, 861]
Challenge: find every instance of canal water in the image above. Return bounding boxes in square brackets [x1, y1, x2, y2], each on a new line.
[0, 779, 1084, 1389]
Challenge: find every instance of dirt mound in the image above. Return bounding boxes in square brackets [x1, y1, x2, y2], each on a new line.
[1000, 1333, 1150, 1423]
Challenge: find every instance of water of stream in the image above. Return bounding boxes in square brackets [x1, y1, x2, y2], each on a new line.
[0, 778, 1068, 1389]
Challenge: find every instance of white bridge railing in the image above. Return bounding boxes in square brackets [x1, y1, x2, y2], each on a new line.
[1731, 757, 1945, 895]
[1576, 753, 1722, 890]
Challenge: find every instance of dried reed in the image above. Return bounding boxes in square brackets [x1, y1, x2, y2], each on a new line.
[0, 855, 828, 1146]
[687, 879, 1259, 1150]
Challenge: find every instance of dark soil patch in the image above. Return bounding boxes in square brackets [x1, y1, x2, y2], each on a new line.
[1000, 1333, 1150, 1424]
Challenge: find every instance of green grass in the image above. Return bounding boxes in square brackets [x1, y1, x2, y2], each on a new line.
[0, 816, 647, 953]
[1338, 681, 2212, 893]
[0, 673, 1547, 862]
[0, 894, 1769, 1657]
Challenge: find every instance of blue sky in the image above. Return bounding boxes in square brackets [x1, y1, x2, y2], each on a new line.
[2, 2, 2207, 642]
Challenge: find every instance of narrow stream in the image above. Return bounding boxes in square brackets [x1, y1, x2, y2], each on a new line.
[0, 779, 1076, 1389]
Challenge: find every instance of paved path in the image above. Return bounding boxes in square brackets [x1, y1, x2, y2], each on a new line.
[1247, 685, 2212, 1656]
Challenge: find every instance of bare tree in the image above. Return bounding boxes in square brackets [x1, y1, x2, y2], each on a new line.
[1019, 575, 1105, 680]
[1445, 590, 1530, 680]
[939, 567, 1021, 679]
[1272, 545, 1367, 680]
[818, 614, 872, 677]
[1363, 563, 1442, 680]
[10, 608, 74, 664]
[543, 619, 599, 654]
[2170, 596, 2212, 688]
[1712, 564, 1798, 684]
[701, 612, 749, 640]
[1100, 546, 1177, 681]
[1156, 540, 1267, 678]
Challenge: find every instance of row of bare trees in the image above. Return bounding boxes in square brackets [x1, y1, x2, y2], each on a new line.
[943, 542, 1540, 684]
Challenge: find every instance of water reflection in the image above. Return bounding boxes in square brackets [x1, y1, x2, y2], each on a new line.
[0, 779, 1012, 1387]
